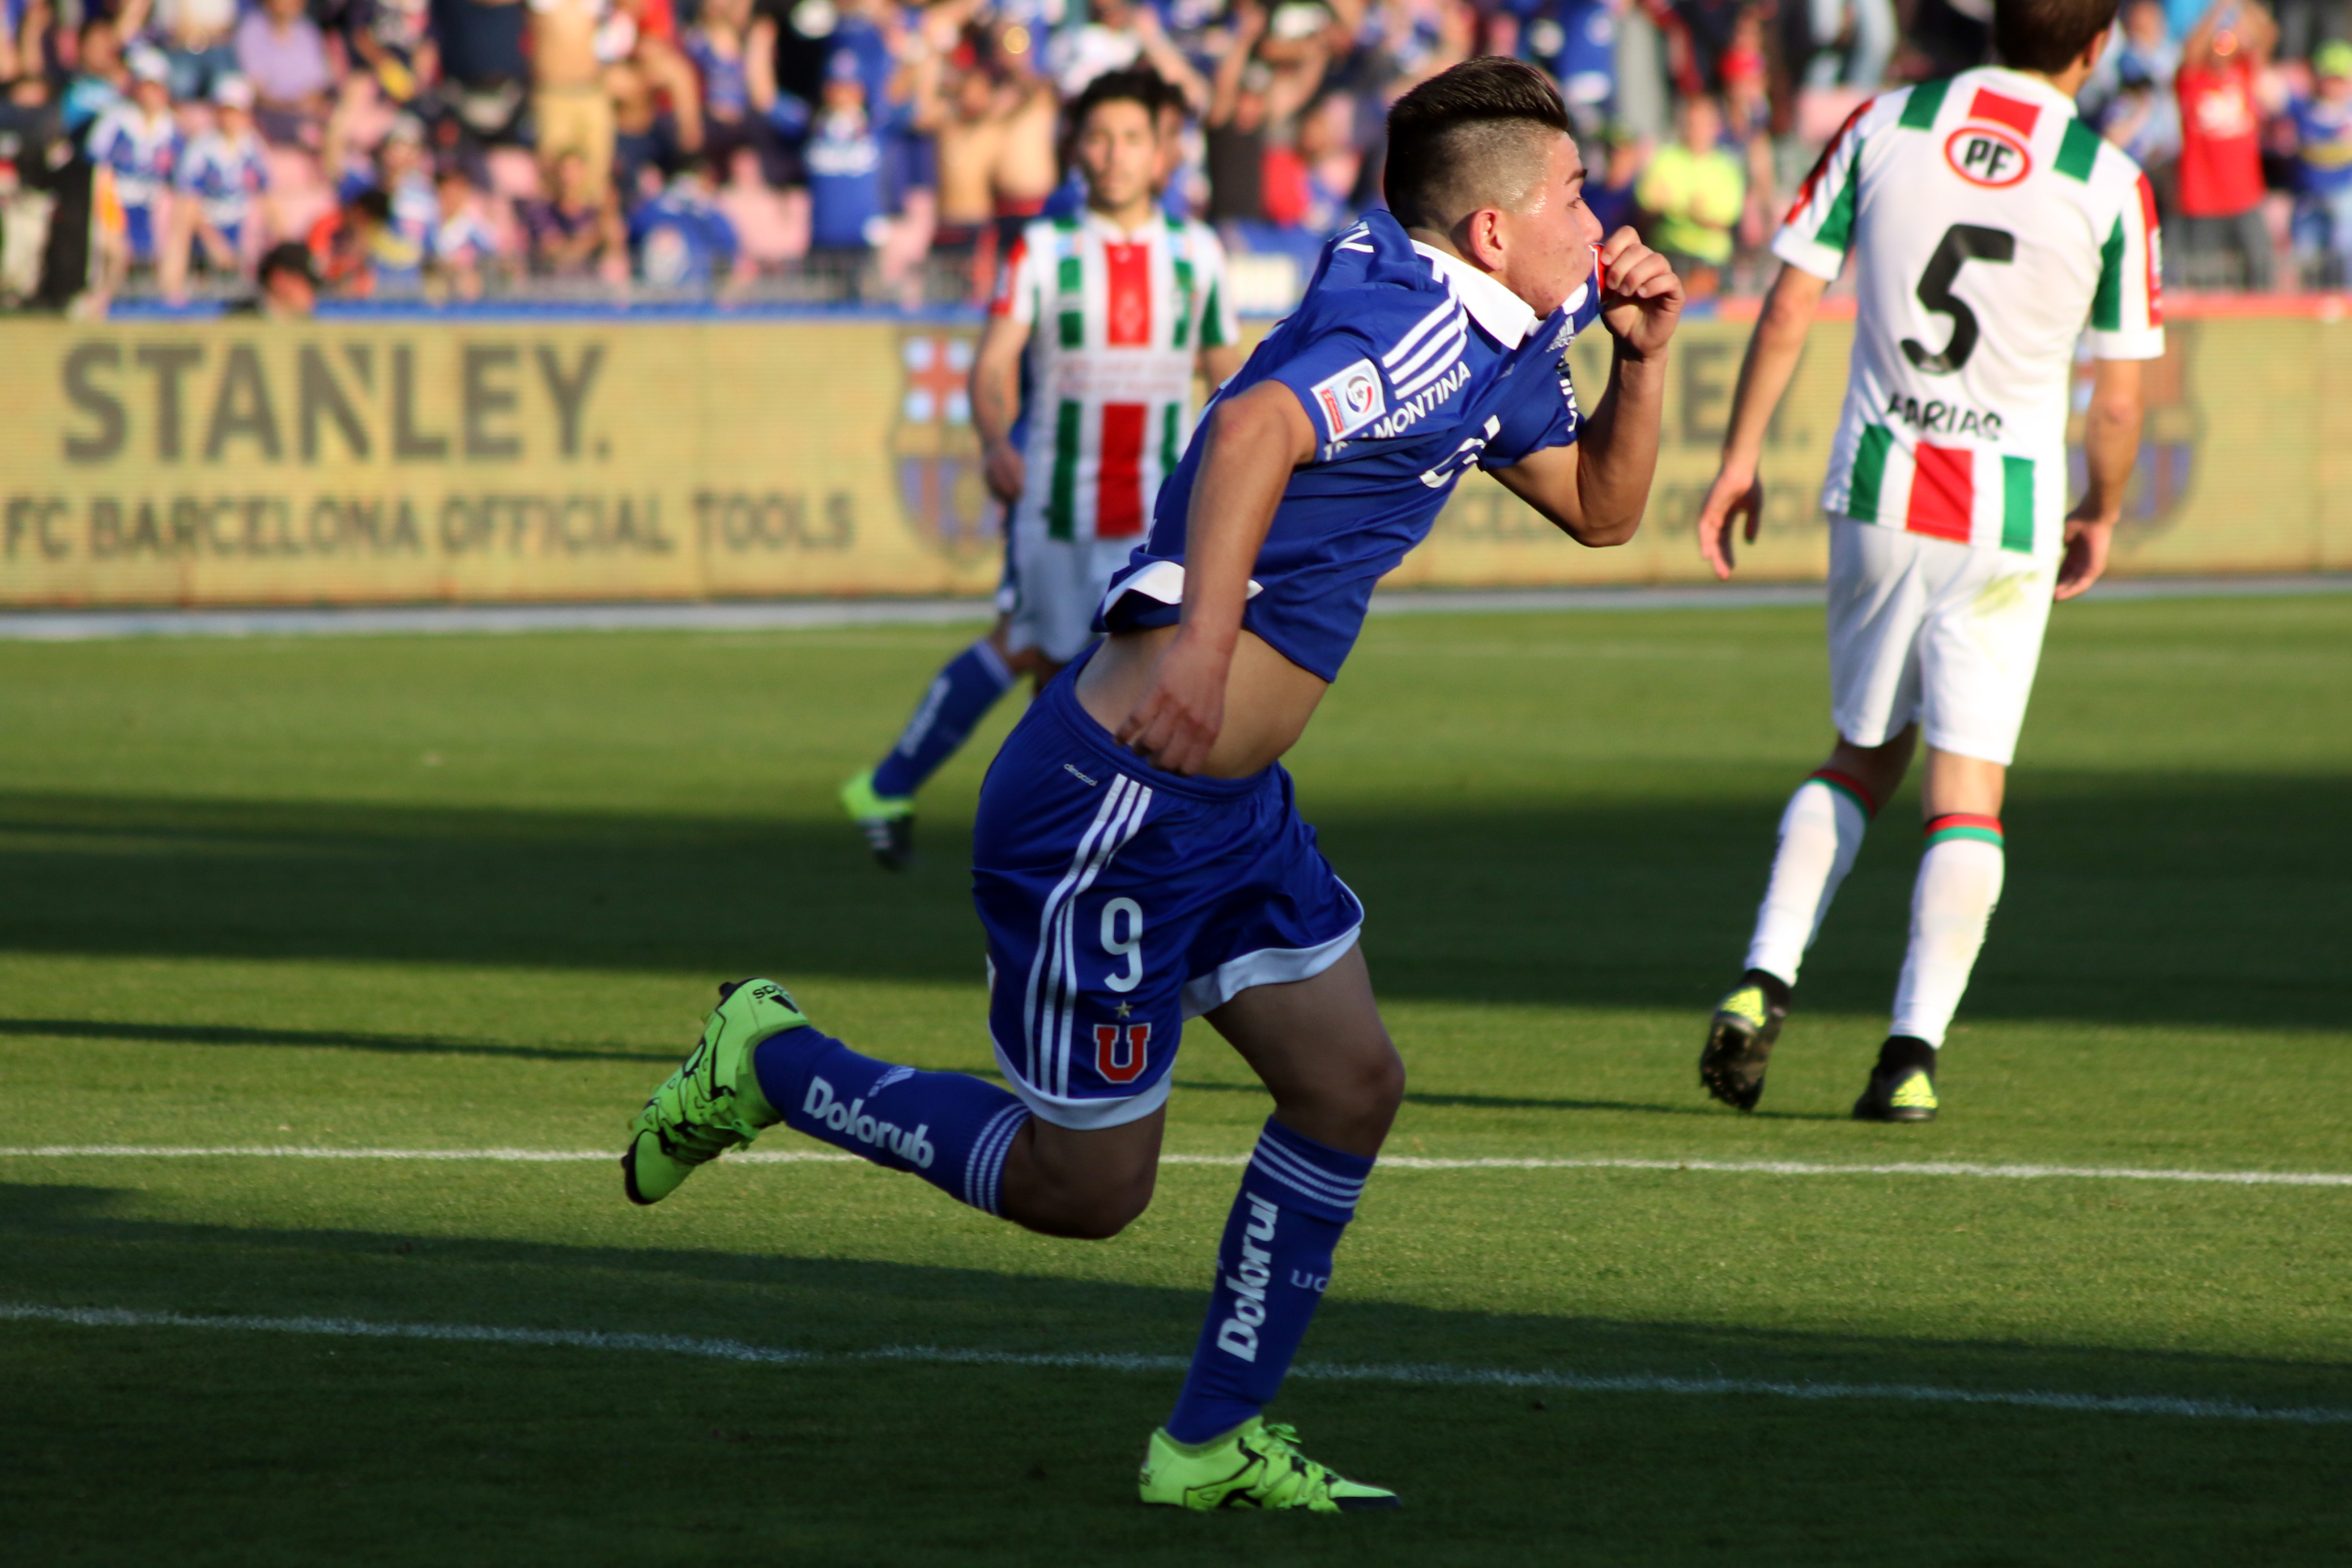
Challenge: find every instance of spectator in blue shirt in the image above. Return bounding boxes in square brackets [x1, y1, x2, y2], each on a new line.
[630, 153, 740, 288]
[805, 48, 904, 293]
[2289, 40, 2352, 286]
[1511, 0, 1618, 135]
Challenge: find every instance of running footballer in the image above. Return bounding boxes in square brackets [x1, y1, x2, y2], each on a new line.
[623, 58, 1682, 1509]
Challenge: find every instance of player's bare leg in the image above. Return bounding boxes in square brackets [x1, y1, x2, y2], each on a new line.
[1203, 945, 1404, 1159]
[995, 1106, 1163, 1240]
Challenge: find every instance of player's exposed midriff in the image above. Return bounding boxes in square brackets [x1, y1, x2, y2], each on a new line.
[1075, 624, 1329, 779]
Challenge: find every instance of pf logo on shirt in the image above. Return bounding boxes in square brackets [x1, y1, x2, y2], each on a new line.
[1945, 125, 2032, 187]
[1309, 358, 1387, 437]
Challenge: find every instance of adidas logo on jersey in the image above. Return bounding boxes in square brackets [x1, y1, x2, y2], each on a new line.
[1213, 1194, 1280, 1362]
[801, 1075, 935, 1169]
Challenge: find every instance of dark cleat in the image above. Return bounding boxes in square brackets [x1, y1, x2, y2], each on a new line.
[1853, 1036, 1939, 1122]
[1700, 969, 1791, 1111]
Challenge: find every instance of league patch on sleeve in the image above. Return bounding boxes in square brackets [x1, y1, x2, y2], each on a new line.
[1308, 358, 1387, 438]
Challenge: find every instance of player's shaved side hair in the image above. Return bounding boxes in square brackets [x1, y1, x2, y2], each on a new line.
[1384, 57, 1572, 237]
[1994, 0, 2120, 74]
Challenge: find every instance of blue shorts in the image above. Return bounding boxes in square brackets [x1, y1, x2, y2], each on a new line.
[123, 204, 156, 263]
[974, 662, 1363, 1130]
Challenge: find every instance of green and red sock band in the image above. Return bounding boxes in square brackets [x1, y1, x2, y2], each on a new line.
[1924, 813, 2005, 849]
[1807, 768, 1879, 819]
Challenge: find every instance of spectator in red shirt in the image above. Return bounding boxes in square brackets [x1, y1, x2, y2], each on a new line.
[2174, 0, 2277, 289]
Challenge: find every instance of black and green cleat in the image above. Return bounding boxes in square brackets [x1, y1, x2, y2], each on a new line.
[1853, 1036, 1940, 1122]
[1700, 969, 1790, 1112]
[840, 769, 916, 872]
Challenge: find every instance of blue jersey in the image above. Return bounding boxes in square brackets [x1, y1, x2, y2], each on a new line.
[2290, 95, 2352, 197]
[806, 106, 907, 248]
[1103, 209, 1600, 681]
[177, 130, 271, 230]
[629, 183, 738, 285]
[87, 104, 182, 209]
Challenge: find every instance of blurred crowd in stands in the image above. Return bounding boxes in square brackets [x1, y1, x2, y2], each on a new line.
[0, 0, 2344, 309]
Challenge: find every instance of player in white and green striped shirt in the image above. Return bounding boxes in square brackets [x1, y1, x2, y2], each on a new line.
[1691, 0, 2161, 1121]
[841, 69, 1244, 870]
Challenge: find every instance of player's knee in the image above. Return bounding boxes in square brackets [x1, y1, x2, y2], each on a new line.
[1358, 1040, 1407, 1121]
[1314, 1034, 1405, 1130]
[1033, 1167, 1155, 1240]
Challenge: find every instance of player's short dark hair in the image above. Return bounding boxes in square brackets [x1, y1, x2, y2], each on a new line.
[1384, 57, 1571, 234]
[1069, 67, 1169, 136]
[1993, 0, 2120, 73]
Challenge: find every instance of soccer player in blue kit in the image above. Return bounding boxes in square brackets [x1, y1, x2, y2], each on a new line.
[622, 57, 1683, 1511]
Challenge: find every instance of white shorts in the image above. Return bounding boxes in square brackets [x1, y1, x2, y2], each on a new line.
[995, 510, 1138, 666]
[1825, 516, 2057, 767]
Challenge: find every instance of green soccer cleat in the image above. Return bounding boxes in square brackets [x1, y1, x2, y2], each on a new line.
[1138, 1418, 1400, 1514]
[621, 979, 806, 1206]
[840, 769, 916, 872]
[1853, 1065, 1939, 1122]
[1700, 970, 1790, 1112]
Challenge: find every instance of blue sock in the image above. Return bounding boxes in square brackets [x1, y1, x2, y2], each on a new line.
[1165, 1118, 1374, 1444]
[751, 1026, 1030, 1216]
[871, 640, 1015, 800]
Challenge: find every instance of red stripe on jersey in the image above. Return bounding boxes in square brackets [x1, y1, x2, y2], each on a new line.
[988, 234, 1028, 317]
[1096, 403, 1147, 537]
[1786, 97, 1875, 222]
[1906, 444, 1975, 542]
[1104, 242, 1151, 346]
[1967, 88, 2040, 137]
[2138, 172, 2163, 326]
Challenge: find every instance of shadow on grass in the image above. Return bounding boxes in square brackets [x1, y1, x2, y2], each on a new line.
[6, 1180, 2348, 1565]
[4, 1180, 2347, 1405]
[0, 774, 2344, 1035]
[0, 1017, 678, 1065]
[1163, 1074, 1848, 1122]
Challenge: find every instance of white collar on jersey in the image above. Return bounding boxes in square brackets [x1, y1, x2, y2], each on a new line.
[1411, 240, 1543, 345]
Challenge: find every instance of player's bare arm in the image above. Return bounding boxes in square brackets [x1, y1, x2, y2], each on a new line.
[1083, 381, 1326, 779]
[1496, 227, 1684, 544]
[2058, 358, 2144, 599]
[1697, 262, 1830, 577]
[970, 312, 1031, 505]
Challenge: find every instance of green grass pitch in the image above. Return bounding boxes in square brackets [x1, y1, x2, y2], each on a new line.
[2, 593, 2347, 1566]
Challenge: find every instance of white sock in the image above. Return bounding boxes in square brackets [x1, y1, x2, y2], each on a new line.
[1744, 772, 1875, 986]
[1890, 817, 2007, 1048]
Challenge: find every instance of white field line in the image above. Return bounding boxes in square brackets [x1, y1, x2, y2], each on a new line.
[2, 1145, 2349, 1188]
[3, 1302, 2344, 1426]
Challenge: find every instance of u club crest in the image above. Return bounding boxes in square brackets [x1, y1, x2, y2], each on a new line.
[1093, 1022, 1152, 1084]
